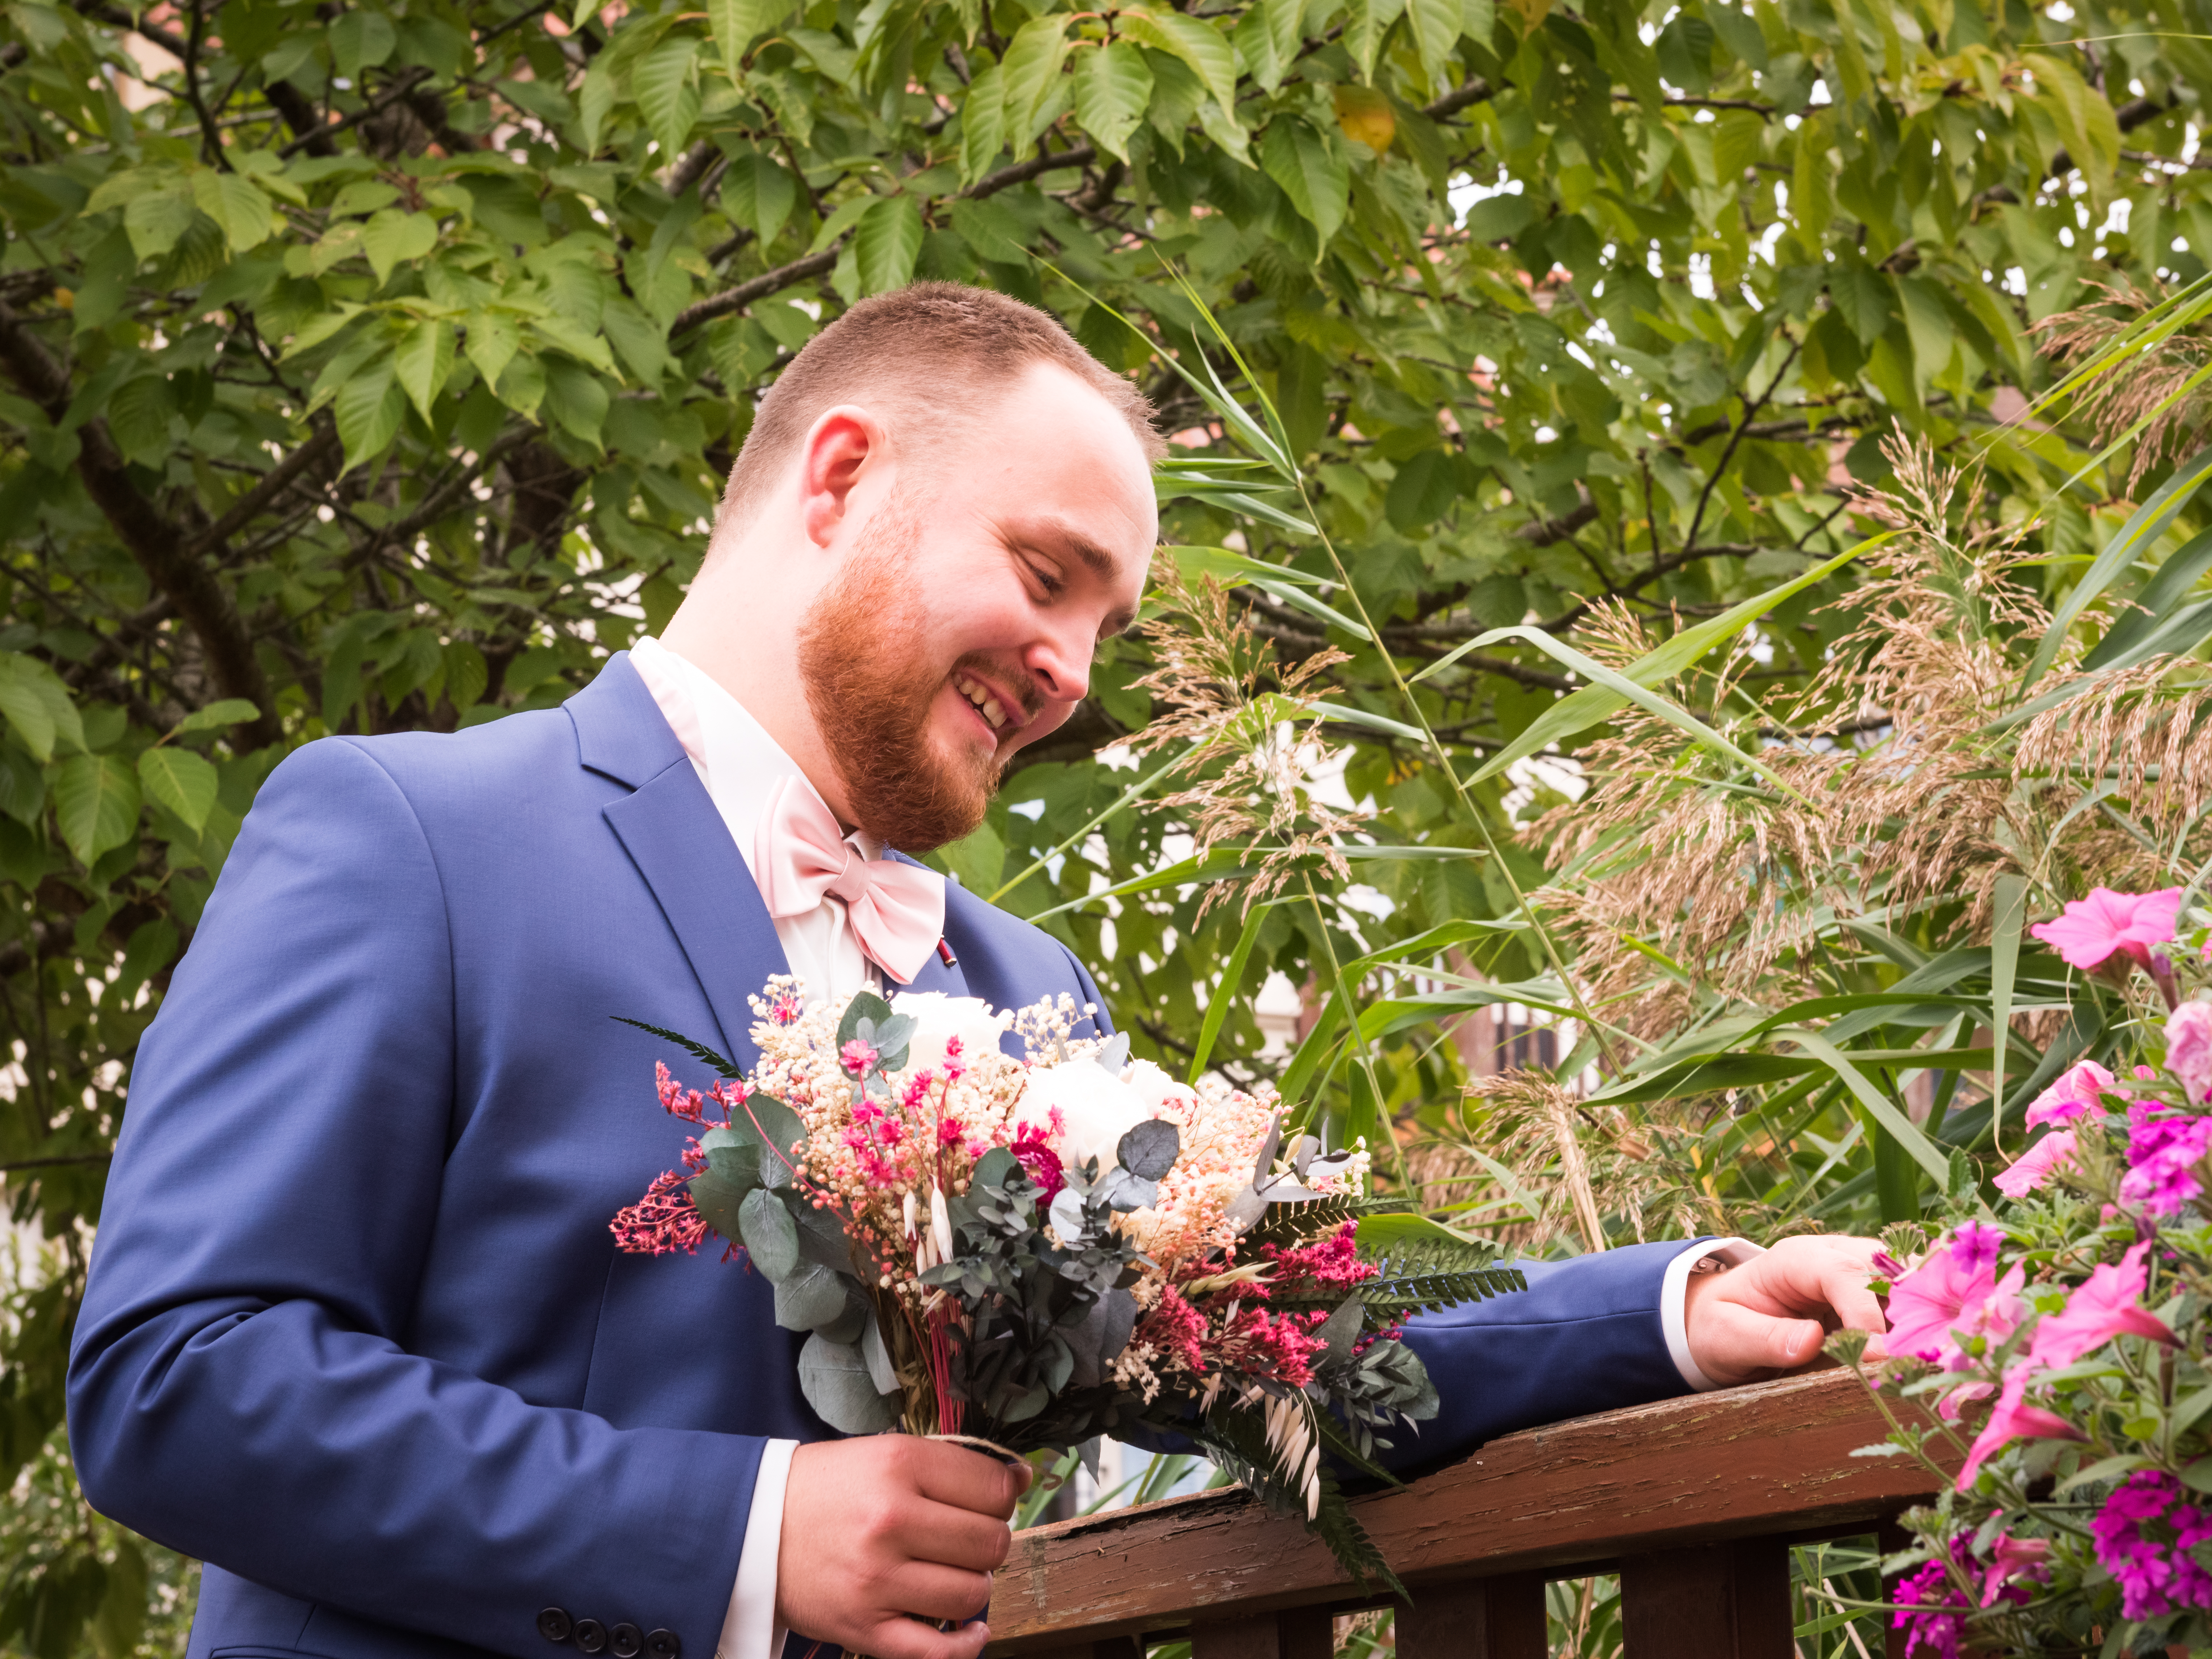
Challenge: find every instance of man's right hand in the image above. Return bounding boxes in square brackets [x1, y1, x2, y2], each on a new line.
[776, 1437, 1032, 1659]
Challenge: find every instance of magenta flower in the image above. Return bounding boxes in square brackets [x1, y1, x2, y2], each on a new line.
[2119, 1103, 2212, 1218]
[1886, 1225, 2016, 1367]
[2169, 1000, 2212, 1103]
[1956, 1372, 2086, 1488]
[2029, 887, 2183, 972]
[2091, 1470, 2212, 1620]
[1994, 1129, 2078, 1197]
[839, 1038, 878, 1077]
[2024, 1059, 2114, 1129]
[2024, 1242, 2175, 1372]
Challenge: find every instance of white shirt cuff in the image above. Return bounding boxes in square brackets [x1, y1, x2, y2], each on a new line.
[1660, 1236, 1766, 1392]
[718, 1439, 797, 1659]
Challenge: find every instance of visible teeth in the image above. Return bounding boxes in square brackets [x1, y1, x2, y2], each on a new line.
[954, 674, 1009, 731]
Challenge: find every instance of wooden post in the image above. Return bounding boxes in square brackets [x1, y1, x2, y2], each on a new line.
[1620, 1540, 1792, 1659]
[1397, 1577, 1548, 1659]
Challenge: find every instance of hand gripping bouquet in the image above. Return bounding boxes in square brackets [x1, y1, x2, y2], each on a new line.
[612, 981, 1522, 1587]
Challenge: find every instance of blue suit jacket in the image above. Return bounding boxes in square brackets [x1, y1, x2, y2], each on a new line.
[68, 655, 1697, 1659]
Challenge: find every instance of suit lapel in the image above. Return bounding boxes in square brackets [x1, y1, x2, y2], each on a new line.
[571, 655, 789, 1070]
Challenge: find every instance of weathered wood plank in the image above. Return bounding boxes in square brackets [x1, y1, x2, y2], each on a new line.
[986, 1369, 1941, 1655]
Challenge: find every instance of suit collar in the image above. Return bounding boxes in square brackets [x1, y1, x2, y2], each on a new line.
[566, 652, 686, 790]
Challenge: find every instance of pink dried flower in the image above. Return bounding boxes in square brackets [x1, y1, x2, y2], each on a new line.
[2169, 1001, 2212, 1103]
[1994, 1129, 2078, 1197]
[610, 1169, 708, 1256]
[1258, 1222, 1378, 1290]
[2029, 887, 2182, 972]
[2025, 1241, 2176, 1371]
[2119, 1103, 2212, 1218]
[2024, 1059, 2115, 1129]
[1011, 1119, 1065, 1201]
[2091, 1470, 2212, 1620]
[840, 1038, 878, 1077]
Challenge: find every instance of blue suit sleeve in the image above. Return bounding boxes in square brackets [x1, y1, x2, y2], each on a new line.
[1372, 1239, 1700, 1478]
[67, 740, 761, 1659]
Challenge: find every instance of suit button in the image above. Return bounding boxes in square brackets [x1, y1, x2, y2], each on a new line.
[574, 1621, 608, 1655]
[537, 1611, 574, 1645]
[646, 1632, 680, 1659]
[610, 1626, 642, 1659]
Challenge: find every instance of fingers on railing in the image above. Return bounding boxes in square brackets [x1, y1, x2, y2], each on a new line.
[1619, 1540, 1795, 1659]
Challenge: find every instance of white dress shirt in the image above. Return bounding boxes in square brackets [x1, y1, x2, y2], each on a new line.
[626, 635, 1753, 1653]
[631, 634, 891, 1659]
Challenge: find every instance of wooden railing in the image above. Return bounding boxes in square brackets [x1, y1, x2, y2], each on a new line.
[987, 1369, 1946, 1659]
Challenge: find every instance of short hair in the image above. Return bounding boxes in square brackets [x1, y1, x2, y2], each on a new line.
[708, 282, 1164, 549]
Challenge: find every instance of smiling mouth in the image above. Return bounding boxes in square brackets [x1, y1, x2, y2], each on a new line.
[952, 669, 1015, 735]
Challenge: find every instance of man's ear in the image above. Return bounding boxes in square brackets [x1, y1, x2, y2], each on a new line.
[798, 405, 887, 549]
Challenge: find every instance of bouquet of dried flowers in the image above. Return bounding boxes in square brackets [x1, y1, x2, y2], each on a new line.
[612, 980, 1521, 1587]
[1830, 887, 2212, 1657]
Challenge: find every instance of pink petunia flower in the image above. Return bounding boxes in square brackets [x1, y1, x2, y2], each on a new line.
[1979, 1532, 2052, 1607]
[1886, 1225, 2017, 1368]
[2119, 1103, 2212, 1218]
[1956, 1372, 2086, 1488]
[2024, 1242, 2175, 1372]
[2024, 1059, 2114, 1129]
[2029, 887, 2183, 972]
[1994, 1129, 2078, 1197]
[2169, 1000, 2212, 1104]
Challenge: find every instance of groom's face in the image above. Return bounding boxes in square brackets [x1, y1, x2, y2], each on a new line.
[797, 361, 1157, 849]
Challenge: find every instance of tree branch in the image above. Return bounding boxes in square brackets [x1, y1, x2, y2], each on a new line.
[0, 300, 280, 745]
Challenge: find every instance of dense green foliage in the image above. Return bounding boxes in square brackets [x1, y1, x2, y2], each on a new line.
[6, 0, 2212, 1645]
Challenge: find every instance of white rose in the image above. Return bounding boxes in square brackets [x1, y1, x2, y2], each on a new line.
[1014, 1060, 1158, 1174]
[889, 991, 1011, 1076]
[1123, 1057, 1197, 1116]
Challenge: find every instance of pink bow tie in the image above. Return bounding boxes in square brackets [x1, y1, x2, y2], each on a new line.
[753, 775, 946, 985]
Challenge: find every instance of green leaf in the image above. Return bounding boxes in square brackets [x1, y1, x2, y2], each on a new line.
[1405, 0, 1461, 88]
[169, 698, 263, 736]
[106, 374, 172, 462]
[854, 196, 923, 295]
[798, 1331, 899, 1432]
[738, 1185, 801, 1281]
[137, 746, 218, 832]
[1000, 14, 1073, 146]
[1780, 1029, 1960, 1194]
[394, 318, 456, 425]
[463, 309, 520, 390]
[329, 10, 396, 78]
[634, 35, 702, 161]
[1188, 898, 1275, 1083]
[191, 169, 275, 252]
[958, 62, 1008, 185]
[709, 0, 787, 72]
[1118, 5, 1237, 116]
[1073, 42, 1153, 164]
[774, 1260, 855, 1331]
[542, 357, 609, 448]
[721, 149, 797, 248]
[1989, 873, 2026, 1146]
[53, 753, 140, 867]
[0, 652, 84, 762]
[123, 189, 196, 261]
[1259, 117, 1349, 245]
[360, 209, 438, 286]
[334, 358, 406, 470]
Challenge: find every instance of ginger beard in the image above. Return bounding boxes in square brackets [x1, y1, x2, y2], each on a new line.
[795, 492, 1021, 852]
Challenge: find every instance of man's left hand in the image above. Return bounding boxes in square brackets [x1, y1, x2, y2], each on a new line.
[1683, 1235, 1889, 1386]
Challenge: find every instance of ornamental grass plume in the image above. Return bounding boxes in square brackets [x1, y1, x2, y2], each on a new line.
[1126, 566, 1363, 916]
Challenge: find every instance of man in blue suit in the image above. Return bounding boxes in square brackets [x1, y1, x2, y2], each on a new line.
[68, 283, 1885, 1659]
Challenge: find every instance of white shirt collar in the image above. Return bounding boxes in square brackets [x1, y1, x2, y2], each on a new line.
[628, 635, 882, 880]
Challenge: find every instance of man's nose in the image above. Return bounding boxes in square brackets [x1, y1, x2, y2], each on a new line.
[1022, 624, 1094, 708]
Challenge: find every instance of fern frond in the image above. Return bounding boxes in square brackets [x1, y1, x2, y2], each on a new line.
[612, 1016, 744, 1079]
